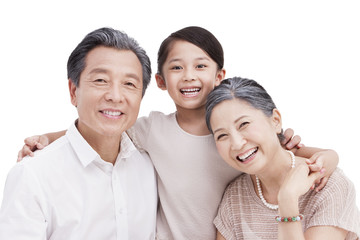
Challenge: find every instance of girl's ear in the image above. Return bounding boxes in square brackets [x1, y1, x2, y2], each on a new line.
[155, 73, 167, 90]
[215, 69, 226, 86]
[271, 109, 282, 134]
[68, 79, 78, 107]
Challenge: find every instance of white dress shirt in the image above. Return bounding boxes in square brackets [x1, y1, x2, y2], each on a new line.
[0, 122, 157, 240]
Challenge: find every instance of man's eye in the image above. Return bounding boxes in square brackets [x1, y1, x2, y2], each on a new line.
[94, 79, 106, 83]
[125, 82, 136, 87]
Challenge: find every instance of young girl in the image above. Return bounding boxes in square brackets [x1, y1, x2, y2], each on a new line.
[205, 77, 360, 239]
[17, 26, 339, 239]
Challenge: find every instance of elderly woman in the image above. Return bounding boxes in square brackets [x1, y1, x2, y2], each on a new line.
[205, 77, 360, 239]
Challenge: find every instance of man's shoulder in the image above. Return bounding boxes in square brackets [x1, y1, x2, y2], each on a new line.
[21, 135, 71, 170]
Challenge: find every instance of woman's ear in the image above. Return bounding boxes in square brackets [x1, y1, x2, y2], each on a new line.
[68, 79, 77, 107]
[155, 73, 167, 90]
[272, 109, 282, 134]
[215, 69, 226, 86]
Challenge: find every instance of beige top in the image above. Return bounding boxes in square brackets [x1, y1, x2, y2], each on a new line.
[128, 111, 241, 240]
[214, 168, 360, 240]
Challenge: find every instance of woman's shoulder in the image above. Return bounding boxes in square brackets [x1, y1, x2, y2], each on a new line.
[223, 174, 250, 197]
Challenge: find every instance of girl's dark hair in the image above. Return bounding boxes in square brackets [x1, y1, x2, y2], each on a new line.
[157, 26, 224, 76]
[205, 77, 285, 142]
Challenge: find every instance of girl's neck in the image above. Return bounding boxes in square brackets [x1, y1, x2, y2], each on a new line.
[175, 106, 210, 136]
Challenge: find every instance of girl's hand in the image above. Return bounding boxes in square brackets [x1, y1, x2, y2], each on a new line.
[281, 128, 304, 151]
[17, 135, 49, 162]
[305, 149, 338, 192]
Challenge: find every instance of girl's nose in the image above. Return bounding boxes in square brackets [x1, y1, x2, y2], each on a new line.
[183, 68, 196, 81]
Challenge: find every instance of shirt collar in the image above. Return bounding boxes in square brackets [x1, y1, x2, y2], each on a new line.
[66, 121, 99, 167]
[118, 130, 138, 160]
[66, 121, 138, 167]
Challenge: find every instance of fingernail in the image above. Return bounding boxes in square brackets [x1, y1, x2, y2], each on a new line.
[320, 168, 326, 174]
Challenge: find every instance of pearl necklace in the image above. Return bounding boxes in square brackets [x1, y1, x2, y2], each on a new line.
[255, 150, 295, 210]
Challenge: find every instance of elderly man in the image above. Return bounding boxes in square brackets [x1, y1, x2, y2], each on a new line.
[0, 27, 157, 239]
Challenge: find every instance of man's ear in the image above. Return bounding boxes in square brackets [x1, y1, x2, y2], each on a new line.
[271, 109, 282, 134]
[215, 69, 226, 86]
[68, 79, 77, 107]
[155, 73, 167, 90]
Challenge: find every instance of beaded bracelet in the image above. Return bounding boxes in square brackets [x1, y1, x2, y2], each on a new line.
[275, 214, 304, 223]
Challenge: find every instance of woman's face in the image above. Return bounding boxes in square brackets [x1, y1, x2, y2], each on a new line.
[210, 98, 283, 174]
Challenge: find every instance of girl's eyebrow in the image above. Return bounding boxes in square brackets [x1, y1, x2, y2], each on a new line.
[168, 57, 211, 64]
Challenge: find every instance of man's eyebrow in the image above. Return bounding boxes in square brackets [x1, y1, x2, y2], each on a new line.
[88, 68, 141, 81]
[88, 68, 108, 74]
[126, 73, 141, 82]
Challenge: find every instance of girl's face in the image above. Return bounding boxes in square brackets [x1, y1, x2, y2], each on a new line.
[156, 40, 225, 111]
[210, 98, 283, 174]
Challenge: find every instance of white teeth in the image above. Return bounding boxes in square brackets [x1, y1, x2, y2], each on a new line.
[103, 110, 122, 116]
[181, 88, 200, 92]
[180, 88, 200, 95]
[237, 148, 258, 161]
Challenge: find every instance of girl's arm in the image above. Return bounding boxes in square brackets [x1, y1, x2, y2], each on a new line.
[17, 130, 66, 161]
[294, 147, 338, 191]
[281, 128, 339, 191]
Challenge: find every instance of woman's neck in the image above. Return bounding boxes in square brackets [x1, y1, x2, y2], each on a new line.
[251, 149, 296, 204]
[175, 106, 210, 136]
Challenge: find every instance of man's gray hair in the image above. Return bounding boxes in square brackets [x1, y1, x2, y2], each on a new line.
[67, 27, 151, 96]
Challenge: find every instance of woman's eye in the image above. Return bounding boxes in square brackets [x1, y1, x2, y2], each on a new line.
[216, 133, 227, 141]
[196, 64, 206, 68]
[239, 122, 249, 129]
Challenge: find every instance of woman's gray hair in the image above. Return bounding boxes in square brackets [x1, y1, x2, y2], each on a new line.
[205, 77, 284, 142]
[67, 27, 151, 96]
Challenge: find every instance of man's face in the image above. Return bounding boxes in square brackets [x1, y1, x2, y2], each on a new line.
[69, 46, 143, 141]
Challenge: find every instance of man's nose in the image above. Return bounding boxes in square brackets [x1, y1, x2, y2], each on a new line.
[105, 84, 125, 102]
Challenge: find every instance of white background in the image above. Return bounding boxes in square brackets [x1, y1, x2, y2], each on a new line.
[0, 0, 359, 208]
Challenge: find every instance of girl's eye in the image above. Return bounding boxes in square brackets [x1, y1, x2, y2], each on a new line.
[196, 64, 206, 69]
[171, 66, 182, 70]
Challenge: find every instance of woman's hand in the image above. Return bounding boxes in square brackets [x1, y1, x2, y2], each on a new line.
[279, 162, 324, 206]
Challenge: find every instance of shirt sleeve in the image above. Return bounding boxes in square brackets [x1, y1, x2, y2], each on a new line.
[127, 113, 153, 150]
[306, 169, 360, 239]
[0, 162, 48, 239]
[213, 182, 237, 240]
